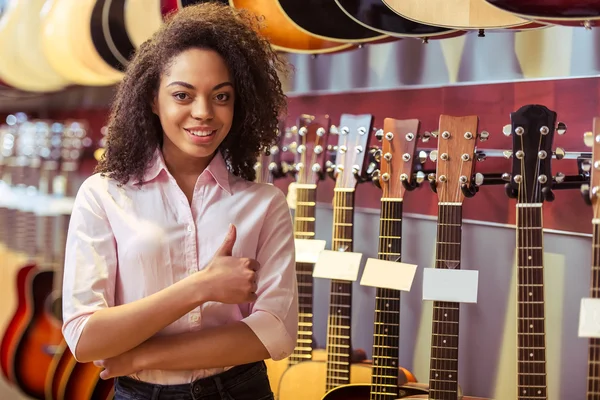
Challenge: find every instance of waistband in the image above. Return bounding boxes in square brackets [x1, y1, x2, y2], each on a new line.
[115, 361, 266, 398]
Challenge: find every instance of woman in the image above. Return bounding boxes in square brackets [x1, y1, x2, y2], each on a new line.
[61, 3, 298, 399]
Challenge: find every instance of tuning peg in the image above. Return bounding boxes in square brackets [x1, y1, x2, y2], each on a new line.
[556, 122, 567, 135]
[371, 169, 382, 189]
[581, 184, 593, 206]
[416, 171, 426, 184]
[554, 147, 565, 160]
[330, 125, 339, 135]
[375, 129, 384, 141]
[584, 131, 594, 148]
[429, 150, 438, 162]
[353, 166, 367, 184]
[503, 124, 512, 136]
[430, 130, 439, 138]
[428, 173, 437, 193]
[554, 172, 565, 184]
[501, 172, 511, 182]
[365, 161, 377, 176]
[479, 131, 489, 141]
[474, 173, 484, 186]
[503, 150, 513, 159]
[326, 161, 336, 180]
[476, 151, 487, 162]
[504, 182, 518, 199]
[581, 159, 592, 173]
[421, 131, 431, 143]
[542, 186, 555, 202]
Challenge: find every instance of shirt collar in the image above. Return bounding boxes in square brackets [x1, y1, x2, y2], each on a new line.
[139, 148, 232, 195]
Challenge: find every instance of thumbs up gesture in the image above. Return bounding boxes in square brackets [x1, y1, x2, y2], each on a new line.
[198, 224, 260, 304]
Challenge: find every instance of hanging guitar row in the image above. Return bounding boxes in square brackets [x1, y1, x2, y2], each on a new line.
[255, 105, 599, 400]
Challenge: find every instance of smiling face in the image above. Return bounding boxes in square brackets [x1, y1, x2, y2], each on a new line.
[153, 47, 235, 168]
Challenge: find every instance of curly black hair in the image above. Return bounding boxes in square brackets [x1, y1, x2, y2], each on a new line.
[95, 2, 289, 185]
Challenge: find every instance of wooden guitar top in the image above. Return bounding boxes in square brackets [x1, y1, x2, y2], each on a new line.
[382, 0, 530, 29]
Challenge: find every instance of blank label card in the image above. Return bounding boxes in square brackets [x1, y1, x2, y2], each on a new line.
[360, 258, 417, 292]
[313, 250, 363, 282]
[578, 298, 600, 338]
[422, 268, 479, 303]
[295, 239, 327, 264]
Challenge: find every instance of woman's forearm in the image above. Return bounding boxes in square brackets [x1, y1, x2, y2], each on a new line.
[132, 321, 270, 371]
[74, 274, 206, 362]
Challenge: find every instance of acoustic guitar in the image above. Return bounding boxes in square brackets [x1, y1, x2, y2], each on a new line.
[125, 0, 163, 48]
[405, 115, 490, 400]
[278, 114, 405, 400]
[277, 0, 396, 44]
[0, 0, 69, 92]
[261, 116, 333, 397]
[41, 0, 122, 86]
[503, 105, 560, 400]
[334, 0, 466, 40]
[381, 0, 546, 31]
[320, 118, 426, 400]
[230, 0, 357, 55]
[583, 118, 600, 400]
[482, 1, 600, 28]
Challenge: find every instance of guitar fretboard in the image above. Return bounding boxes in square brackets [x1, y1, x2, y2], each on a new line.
[371, 198, 403, 400]
[326, 188, 355, 392]
[290, 185, 317, 364]
[516, 204, 547, 400]
[589, 221, 600, 399]
[429, 203, 462, 400]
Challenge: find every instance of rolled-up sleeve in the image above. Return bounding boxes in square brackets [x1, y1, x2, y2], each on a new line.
[61, 177, 117, 359]
[241, 189, 298, 361]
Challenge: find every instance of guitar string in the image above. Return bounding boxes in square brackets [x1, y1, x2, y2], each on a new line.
[518, 133, 528, 400]
[535, 132, 547, 398]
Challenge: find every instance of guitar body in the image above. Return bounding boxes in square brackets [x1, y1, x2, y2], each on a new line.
[322, 382, 431, 400]
[265, 349, 326, 397]
[0, 263, 36, 382]
[11, 269, 63, 399]
[483, 0, 600, 27]
[277, 361, 374, 400]
[334, 0, 465, 40]
[230, 0, 356, 54]
[125, 0, 163, 48]
[382, 0, 545, 30]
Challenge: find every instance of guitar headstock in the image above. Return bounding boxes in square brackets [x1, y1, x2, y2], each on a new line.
[292, 114, 331, 186]
[583, 117, 600, 218]
[433, 115, 480, 203]
[254, 122, 286, 185]
[377, 118, 420, 199]
[331, 114, 374, 189]
[504, 105, 559, 204]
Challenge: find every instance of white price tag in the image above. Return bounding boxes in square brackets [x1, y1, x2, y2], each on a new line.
[422, 268, 479, 303]
[360, 258, 417, 292]
[295, 239, 326, 264]
[578, 298, 600, 338]
[312, 250, 363, 282]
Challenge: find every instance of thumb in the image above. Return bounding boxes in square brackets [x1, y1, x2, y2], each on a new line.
[214, 223, 236, 257]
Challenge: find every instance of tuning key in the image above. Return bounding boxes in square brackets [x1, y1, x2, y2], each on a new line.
[584, 131, 594, 147]
[415, 171, 426, 184]
[330, 125, 339, 135]
[476, 151, 487, 162]
[554, 147, 565, 160]
[556, 122, 567, 135]
[555, 172, 565, 183]
[429, 150, 438, 162]
[503, 150, 513, 159]
[502, 124, 512, 136]
[418, 150, 428, 164]
[479, 131, 489, 141]
[421, 131, 431, 143]
[501, 173, 511, 182]
[475, 173, 484, 186]
[375, 129, 384, 141]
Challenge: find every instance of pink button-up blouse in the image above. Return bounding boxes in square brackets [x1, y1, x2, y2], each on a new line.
[61, 149, 298, 384]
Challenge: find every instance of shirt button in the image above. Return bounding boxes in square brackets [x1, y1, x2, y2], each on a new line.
[187, 225, 193, 232]
[190, 314, 199, 323]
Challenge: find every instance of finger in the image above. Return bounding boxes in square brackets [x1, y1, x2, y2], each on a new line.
[93, 360, 104, 368]
[249, 260, 260, 271]
[100, 369, 109, 380]
[213, 224, 237, 257]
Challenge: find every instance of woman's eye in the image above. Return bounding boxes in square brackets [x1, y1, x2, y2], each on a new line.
[215, 93, 230, 102]
[174, 93, 188, 101]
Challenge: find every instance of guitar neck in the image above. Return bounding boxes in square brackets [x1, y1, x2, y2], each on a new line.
[516, 204, 547, 400]
[371, 198, 403, 399]
[429, 203, 463, 400]
[588, 221, 600, 400]
[290, 185, 317, 364]
[325, 188, 355, 392]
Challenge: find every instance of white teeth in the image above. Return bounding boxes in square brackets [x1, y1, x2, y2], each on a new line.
[188, 129, 214, 137]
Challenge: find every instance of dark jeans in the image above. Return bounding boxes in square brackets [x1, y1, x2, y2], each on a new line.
[114, 361, 273, 400]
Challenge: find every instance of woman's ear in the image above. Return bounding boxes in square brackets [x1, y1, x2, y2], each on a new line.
[151, 97, 158, 115]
